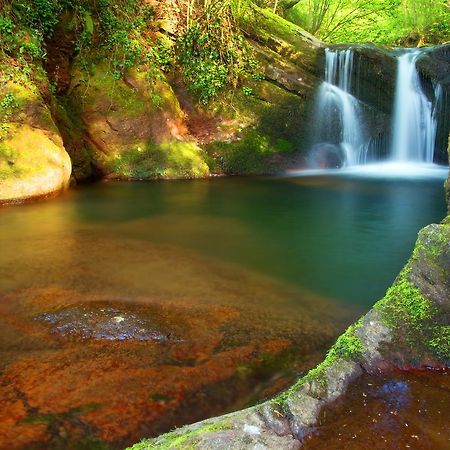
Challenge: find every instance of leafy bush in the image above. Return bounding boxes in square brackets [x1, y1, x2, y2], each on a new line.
[177, 2, 257, 103]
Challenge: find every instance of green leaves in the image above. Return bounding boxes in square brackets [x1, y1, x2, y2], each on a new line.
[84, 11, 94, 35]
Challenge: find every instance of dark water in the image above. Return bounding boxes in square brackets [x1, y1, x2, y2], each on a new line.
[304, 369, 450, 449]
[0, 172, 447, 448]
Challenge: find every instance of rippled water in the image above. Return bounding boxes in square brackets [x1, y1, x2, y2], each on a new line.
[0, 172, 447, 448]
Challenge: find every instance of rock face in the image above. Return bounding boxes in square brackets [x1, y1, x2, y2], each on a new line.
[66, 64, 209, 180]
[0, 2, 325, 200]
[0, 81, 71, 204]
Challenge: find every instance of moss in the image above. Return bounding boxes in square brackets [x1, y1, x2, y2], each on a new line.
[73, 63, 147, 117]
[206, 131, 273, 175]
[240, 3, 321, 58]
[105, 141, 209, 180]
[128, 419, 233, 450]
[373, 251, 449, 364]
[273, 321, 364, 405]
[375, 267, 434, 330]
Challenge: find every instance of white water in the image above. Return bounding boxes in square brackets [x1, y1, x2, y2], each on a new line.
[309, 47, 445, 173]
[313, 49, 366, 166]
[391, 50, 438, 163]
[287, 162, 449, 180]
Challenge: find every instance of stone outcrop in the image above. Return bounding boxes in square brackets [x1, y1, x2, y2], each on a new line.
[66, 63, 209, 180]
[0, 81, 71, 204]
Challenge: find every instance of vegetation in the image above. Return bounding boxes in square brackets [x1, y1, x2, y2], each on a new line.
[130, 419, 233, 450]
[0, 0, 262, 103]
[283, 0, 450, 45]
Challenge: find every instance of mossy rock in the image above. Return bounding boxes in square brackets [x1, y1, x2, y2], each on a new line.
[129, 210, 450, 448]
[105, 141, 209, 180]
[67, 62, 209, 180]
[0, 82, 71, 203]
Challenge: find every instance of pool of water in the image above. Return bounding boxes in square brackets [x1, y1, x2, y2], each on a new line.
[3, 171, 445, 305]
[0, 171, 447, 448]
[304, 369, 450, 449]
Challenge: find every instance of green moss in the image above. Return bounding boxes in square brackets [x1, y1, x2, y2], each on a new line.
[328, 323, 365, 359]
[206, 131, 274, 175]
[0, 142, 22, 180]
[128, 419, 233, 450]
[273, 321, 364, 405]
[106, 141, 209, 180]
[373, 243, 449, 364]
[375, 267, 435, 331]
[74, 64, 147, 117]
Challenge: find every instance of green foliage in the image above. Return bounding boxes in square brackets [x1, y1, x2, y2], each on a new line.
[0, 92, 19, 132]
[285, 0, 450, 45]
[148, 38, 174, 73]
[177, 23, 234, 103]
[0, 92, 19, 113]
[177, 2, 257, 103]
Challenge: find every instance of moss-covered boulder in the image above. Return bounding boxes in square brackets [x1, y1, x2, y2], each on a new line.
[0, 81, 71, 203]
[66, 63, 209, 180]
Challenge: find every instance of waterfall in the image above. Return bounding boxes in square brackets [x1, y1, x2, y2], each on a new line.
[311, 49, 366, 167]
[390, 50, 438, 163]
[306, 46, 446, 172]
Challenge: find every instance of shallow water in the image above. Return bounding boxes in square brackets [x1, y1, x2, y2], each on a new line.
[0, 173, 447, 448]
[304, 369, 450, 449]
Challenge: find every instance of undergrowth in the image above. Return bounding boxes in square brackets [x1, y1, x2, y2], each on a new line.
[0, 0, 259, 102]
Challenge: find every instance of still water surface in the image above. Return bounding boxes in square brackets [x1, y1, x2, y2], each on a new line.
[2, 173, 443, 305]
[0, 172, 447, 448]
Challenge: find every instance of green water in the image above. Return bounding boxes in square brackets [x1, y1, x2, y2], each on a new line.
[0, 172, 446, 306]
[0, 172, 447, 448]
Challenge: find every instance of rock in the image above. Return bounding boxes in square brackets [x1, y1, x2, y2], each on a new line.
[307, 143, 346, 169]
[0, 81, 72, 204]
[36, 303, 173, 342]
[66, 63, 209, 180]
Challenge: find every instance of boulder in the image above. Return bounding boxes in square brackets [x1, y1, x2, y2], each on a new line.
[0, 81, 71, 204]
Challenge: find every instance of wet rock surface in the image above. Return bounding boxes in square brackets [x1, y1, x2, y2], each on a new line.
[37, 304, 173, 342]
[0, 230, 356, 449]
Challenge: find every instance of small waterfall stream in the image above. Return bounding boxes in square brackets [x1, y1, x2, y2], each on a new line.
[312, 49, 366, 166]
[390, 50, 438, 163]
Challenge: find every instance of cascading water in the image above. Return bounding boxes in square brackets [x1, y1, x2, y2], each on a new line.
[306, 46, 448, 174]
[390, 50, 438, 163]
[311, 49, 366, 167]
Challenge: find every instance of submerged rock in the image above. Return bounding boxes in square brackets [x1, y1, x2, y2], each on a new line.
[37, 304, 172, 342]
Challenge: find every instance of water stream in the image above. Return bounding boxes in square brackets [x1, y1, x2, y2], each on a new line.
[312, 49, 366, 166]
[391, 50, 438, 163]
[311, 46, 447, 169]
